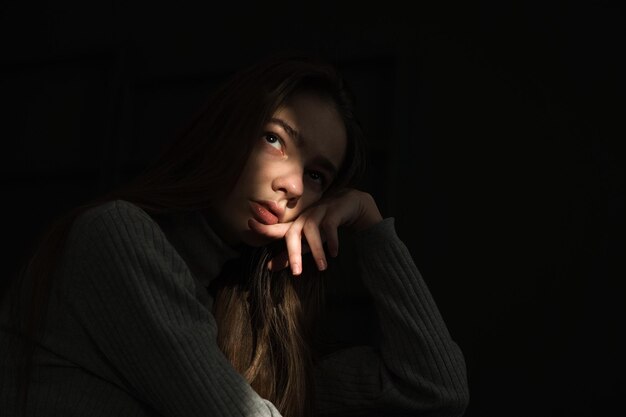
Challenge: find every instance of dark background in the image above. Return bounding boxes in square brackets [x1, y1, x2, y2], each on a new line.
[1, 1, 623, 416]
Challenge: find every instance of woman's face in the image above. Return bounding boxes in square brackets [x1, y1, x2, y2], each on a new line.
[207, 92, 348, 246]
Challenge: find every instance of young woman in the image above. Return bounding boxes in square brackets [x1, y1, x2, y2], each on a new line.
[0, 54, 469, 416]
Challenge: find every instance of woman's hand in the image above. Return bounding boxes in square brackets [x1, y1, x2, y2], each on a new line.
[247, 189, 383, 275]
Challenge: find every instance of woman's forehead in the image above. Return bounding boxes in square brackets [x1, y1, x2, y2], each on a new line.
[272, 94, 347, 166]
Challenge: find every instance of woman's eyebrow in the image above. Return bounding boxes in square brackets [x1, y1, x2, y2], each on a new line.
[270, 117, 338, 177]
[269, 117, 338, 177]
[311, 155, 338, 178]
[270, 117, 301, 144]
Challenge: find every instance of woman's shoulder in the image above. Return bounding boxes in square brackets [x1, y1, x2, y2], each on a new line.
[76, 199, 152, 228]
[68, 199, 160, 247]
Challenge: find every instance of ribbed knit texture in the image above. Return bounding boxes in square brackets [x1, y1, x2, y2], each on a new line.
[314, 219, 469, 416]
[1, 200, 468, 416]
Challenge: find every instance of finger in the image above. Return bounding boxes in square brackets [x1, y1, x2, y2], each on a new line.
[301, 209, 328, 271]
[268, 242, 314, 272]
[267, 251, 290, 271]
[319, 197, 358, 257]
[285, 220, 305, 276]
[322, 218, 340, 257]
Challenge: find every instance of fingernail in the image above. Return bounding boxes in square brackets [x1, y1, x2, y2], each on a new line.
[317, 258, 327, 271]
[292, 263, 301, 275]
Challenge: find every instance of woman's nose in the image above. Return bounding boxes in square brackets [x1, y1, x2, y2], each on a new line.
[272, 170, 304, 202]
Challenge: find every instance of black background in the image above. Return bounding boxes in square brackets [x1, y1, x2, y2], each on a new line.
[1, 1, 623, 416]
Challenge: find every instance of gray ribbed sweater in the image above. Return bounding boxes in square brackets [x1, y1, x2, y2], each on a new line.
[0, 200, 469, 416]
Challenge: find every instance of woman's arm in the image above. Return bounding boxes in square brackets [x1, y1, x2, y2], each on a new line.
[62, 201, 282, 416]
[314, 218, 469, 417]
[251, 189, 470, 416]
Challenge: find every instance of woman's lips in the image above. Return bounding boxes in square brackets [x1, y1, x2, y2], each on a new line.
[250, 201, 279, 225]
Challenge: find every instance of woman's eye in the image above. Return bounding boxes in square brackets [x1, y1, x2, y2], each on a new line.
[306, 170, 327, 187]
[264, 133, 283, 151]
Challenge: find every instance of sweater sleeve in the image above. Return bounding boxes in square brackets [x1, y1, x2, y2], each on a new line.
[61, 201, 282, 416]
[314, 218, 469, 417]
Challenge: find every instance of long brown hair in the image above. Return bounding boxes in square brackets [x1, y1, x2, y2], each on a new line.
[8, 53, 367, 416]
